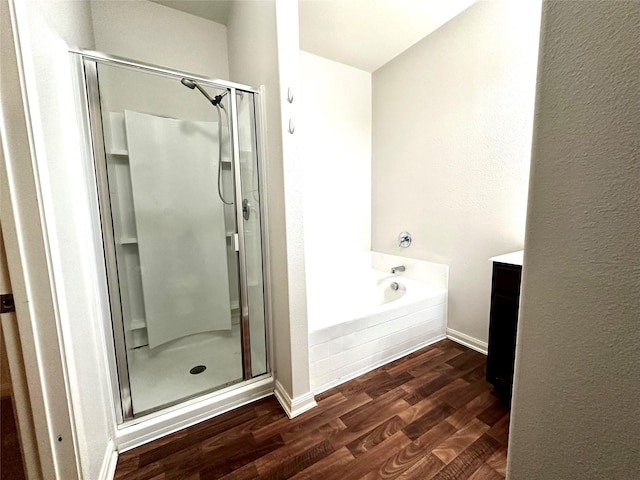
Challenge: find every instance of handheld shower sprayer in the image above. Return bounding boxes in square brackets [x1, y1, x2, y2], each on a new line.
[181, 78, 227, 106]
[180, 77, 233, 205]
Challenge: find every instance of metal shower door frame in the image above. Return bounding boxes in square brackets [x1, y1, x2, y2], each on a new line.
[73, 50, 267, 422]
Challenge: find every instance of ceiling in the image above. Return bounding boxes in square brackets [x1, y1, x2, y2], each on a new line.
[151, 0, 477, 72]
[299, 0, 477, 72]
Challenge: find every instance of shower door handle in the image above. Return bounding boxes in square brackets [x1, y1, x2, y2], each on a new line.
[242, 199, 250, 221]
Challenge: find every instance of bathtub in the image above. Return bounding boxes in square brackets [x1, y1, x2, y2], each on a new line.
[308, 253, 448, 393]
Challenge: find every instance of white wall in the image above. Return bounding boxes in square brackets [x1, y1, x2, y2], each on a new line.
[371, 0, 541, 345]
[273, 0, 312, 407]
[227, 0, 314, 411]
[4, 0, 115, 478]
[227, 0, 293, 394]
[91, 0, 229, 79]
[508, 2, 640, 478]
[299, 51, 371, 312]
[5, 1, 233, 476]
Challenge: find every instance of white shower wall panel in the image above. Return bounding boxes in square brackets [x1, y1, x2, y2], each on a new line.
[125, 111, 232, 348]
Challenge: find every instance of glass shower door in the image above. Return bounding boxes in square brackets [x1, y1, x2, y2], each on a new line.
[88, 60, 245, 417]
[235, 92, 268, 377]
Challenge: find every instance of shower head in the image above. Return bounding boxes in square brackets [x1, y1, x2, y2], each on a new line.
[181, 78, 197, 89]
[180, 77, 227, 107]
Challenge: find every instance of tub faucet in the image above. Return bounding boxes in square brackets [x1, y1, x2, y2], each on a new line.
[391, 265, 405, 274]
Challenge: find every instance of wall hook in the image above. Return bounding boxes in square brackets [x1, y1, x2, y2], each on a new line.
[286, 87, 294, 104]
[288, 119, 295, 134]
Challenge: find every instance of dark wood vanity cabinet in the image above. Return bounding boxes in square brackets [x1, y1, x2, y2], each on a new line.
[486, 261, 522, 401]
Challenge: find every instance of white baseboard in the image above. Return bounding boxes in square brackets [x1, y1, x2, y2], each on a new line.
[99, 440, 118, 480]
[446, 328, 488, 354]
[116, 376, 274, 452]
[273, 380, 317, 419]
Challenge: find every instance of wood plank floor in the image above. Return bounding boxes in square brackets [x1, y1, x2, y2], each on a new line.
[115, 339, 510, 479]
[1, 395, 26, 480]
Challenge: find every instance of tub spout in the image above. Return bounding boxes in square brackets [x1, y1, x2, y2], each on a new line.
[391, 265, 405, 274]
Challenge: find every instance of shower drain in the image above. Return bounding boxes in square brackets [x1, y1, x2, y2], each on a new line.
[189, 365, 207, 375]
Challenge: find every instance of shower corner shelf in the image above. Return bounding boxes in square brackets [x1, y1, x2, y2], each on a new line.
[130, 318, 147, 331]
[119, 237, 138, 245]
[108, 149, 129, 156]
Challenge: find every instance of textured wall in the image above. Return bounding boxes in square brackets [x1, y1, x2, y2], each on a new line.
[229, 0, 314, 401]
[6, 1, 115, 477]
[272, 0, 312, 401]
[371, 0, 541, 344]
[508, 2, 640, 478]
[91, 0, 229, 79]
[227, 0, 293, 392]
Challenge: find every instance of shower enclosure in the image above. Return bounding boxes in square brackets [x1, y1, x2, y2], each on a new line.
[76, 51, 269, 421]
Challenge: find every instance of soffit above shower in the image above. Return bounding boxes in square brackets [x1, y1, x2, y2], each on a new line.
[299, 0, 478, 73]
[150, 0, 233, 25]
[150, 0, 477, 73]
